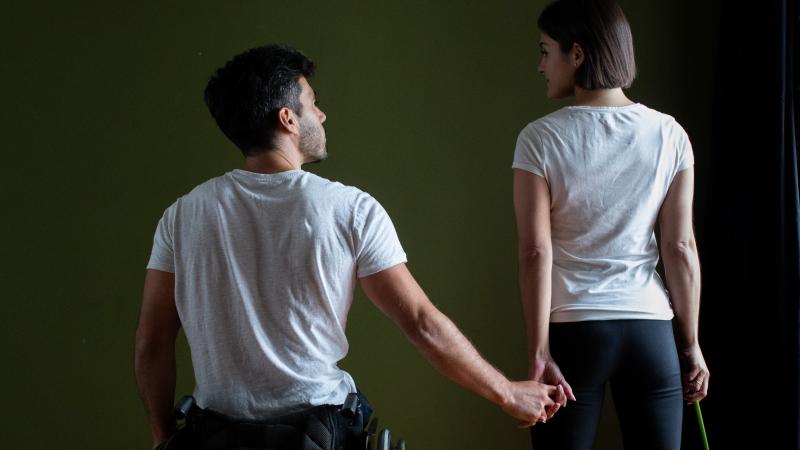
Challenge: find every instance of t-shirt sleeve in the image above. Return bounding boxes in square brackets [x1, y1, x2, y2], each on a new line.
[353, 193, 407, 278]
[674, 122, 695, 172]
[512, 124, 546, 177]
[146, 205, 176, 273]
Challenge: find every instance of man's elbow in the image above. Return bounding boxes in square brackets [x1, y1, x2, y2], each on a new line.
[135, 325, 175, 365]
[135, 330, 157, 366]
[403, 307, 446, 351]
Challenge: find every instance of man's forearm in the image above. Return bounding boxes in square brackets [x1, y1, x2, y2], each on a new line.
[519, 248, 552, 358]
[135, 340, 177, 444]
[663, 240, 702, 347]
[404, 307, 513, 407]
[359, 264, 558, 423]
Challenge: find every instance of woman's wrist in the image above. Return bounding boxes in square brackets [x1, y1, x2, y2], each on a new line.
[528, 344, 551, 360]
[678, 341, 700, 353]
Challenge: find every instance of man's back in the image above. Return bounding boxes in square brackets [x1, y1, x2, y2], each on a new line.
[136, 45, 560, 449]
[147, 169, 407, 419]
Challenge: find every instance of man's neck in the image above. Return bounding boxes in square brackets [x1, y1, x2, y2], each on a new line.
[244, 148, 303, 174]
[573, 87, 634, 107]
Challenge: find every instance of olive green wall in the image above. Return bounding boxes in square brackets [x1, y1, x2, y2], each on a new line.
[1, 1, 717, 448]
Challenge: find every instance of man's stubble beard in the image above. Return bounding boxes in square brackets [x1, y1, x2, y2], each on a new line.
[299, 115, 327, 164]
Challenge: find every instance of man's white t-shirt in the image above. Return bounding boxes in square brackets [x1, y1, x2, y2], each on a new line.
[146, 169, 407, 419]
[512, 103, 694, 322]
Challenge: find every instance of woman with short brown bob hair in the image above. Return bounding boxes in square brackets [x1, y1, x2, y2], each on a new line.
[541, 0, 636, 89]
[512, 0, 709, 449]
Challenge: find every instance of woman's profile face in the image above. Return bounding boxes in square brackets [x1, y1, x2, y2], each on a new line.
[538, 32, 579, 99]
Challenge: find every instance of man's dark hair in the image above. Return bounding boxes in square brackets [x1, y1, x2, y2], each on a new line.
[204, 44, 315, 156]
[538, 0, 636, 89]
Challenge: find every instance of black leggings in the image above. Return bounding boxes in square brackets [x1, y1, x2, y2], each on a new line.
[530, 320, 683, 450]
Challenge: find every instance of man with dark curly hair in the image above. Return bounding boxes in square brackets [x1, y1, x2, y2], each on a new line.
[135, 44, 566, 450]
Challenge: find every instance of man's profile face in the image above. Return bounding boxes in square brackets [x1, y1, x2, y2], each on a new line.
[296, 76, 327, 163]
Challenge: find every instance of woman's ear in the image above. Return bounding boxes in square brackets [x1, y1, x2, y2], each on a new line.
[571, 42, 585, 68]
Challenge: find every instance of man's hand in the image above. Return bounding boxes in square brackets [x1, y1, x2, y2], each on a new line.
[679, 344, 709, 403]
[529, 354, 576, 419]
[502, 380, 562, 428]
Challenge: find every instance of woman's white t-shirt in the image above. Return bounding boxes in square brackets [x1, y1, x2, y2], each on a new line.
[512, 103, 694, 322]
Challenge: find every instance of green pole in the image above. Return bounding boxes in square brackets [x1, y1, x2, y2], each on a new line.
[694, 400, 710, 450]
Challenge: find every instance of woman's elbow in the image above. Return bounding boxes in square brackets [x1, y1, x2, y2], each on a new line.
[517, 244, 552, 266]
[663, 238, 696, 254]
[661, 239, 698, 266]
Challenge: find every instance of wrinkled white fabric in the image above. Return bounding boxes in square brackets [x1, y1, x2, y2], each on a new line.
[513, 103, 693, 322]
[147, 169, 406, 418]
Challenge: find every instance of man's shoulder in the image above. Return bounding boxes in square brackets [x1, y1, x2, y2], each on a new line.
[154, 173, 233, 216]
[301, 171, 373, 203]
[166, 170, 379, 213]
[177, 173, 230, 203]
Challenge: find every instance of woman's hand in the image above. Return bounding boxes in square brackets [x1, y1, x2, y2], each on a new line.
[529, 354, 576, 419]
[679, 344, 709, 403]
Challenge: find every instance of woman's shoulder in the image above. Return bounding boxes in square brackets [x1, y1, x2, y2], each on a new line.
[643, 107, 692, 141]
[518, 103, 686, 139]
[620, 104, 692, 145]
[633, 103, 684, 127]
[518, 108, 572, 137]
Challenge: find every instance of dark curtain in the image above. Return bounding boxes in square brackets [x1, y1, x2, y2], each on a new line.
[688, 0, 800, 448]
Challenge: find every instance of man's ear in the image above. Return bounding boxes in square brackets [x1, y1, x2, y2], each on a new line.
[571, 42, 585, 68]
[277, 107, 299, 135]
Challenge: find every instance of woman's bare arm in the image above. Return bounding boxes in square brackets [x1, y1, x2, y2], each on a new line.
[513, 169, 575, 406]
[658, 168, 709, 402]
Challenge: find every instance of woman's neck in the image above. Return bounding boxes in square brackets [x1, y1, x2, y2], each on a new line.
[573, 86, 635, 107]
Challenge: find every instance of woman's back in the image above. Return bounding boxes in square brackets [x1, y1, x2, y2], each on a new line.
[513, 103, 694, 322]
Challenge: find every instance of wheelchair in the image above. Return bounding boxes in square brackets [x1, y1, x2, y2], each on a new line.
[168, 394, 407, 450]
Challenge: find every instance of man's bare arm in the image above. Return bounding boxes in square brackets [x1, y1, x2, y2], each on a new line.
[360, 264, 561, 427]
[135, 269, 181, 447]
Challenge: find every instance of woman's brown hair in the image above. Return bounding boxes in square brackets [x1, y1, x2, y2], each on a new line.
[538, 0, 637, 89]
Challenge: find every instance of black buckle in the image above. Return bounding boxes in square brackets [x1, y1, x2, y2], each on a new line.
[342, 392, 360, 418]
[174, 395, 197, 421]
